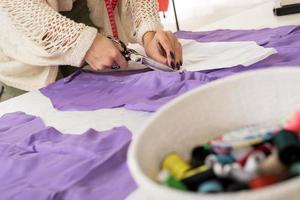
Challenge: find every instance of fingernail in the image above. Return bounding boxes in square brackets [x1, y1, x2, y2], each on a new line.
[171, 61, 175, 69]
[180, 60, 183, 66]
[170, 51, 175, 59]
[176, 62, 181, 70]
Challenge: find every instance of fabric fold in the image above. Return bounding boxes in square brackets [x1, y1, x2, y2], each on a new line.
[41, 25, 300, 112]
[0, 112, 136, 200]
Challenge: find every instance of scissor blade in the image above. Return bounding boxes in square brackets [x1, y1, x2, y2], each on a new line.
[141, 56, 175, 72]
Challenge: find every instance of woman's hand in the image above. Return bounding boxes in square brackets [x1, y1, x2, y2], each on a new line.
[143, 31, 182, 70]
[85, 34, 128, 71]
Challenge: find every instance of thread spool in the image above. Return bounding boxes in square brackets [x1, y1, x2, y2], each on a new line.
[162, 153, 190, 180]
[182, 165, 208, 179]
[244, 151, 266, 176]
[273, 130, 300, 166]
[157, 170, 187, 190]
[191, 144, 212, 168]
[198, 180, 223, 193]
[181, 168, 216, 191]
[284, 110, 300, 133]
[249, 175, 280, 189]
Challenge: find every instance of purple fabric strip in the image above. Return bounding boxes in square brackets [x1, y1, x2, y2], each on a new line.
[0, 112, 136, 200]
[41, 25, 300, 112]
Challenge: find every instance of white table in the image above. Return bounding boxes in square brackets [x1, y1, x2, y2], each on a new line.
[1, 1, 300, 199]
[0, 91, 151, 136]
[197, 1, 300, 31]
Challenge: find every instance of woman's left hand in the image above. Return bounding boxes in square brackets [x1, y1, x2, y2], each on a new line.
[143, 31, 182, 70]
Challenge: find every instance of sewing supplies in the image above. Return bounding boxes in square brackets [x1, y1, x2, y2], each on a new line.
[157, 109, 300, 193]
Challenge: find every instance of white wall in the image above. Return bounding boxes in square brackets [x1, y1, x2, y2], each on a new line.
[160, 0, 274, 31]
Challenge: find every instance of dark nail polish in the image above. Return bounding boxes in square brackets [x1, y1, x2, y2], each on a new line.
[180, 60, 183, 66]
[171, 61, 175, 69]
[176, 62, 181, 70]
[159, 43, 167, 57]
[170, 51, 175, 59]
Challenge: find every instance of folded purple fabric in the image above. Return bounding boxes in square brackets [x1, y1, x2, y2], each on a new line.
[41, 25, 300, 112]
[0, 112, 136, 200]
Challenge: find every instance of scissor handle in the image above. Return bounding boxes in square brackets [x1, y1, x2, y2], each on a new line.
[107, 36, 132, 61]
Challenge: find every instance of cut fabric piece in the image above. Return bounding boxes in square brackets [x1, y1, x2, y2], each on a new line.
[0, 112, 136, 200]
[41, 70, 209, 111]
[126, 39, 277, 72]
[180, 39, 277, 71]
[41, 25, 300, 112]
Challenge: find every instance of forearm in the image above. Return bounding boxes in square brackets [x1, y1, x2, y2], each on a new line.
[125, 0, 163, 45]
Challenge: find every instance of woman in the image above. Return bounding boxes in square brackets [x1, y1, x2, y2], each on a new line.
[0, 0, 182, 100]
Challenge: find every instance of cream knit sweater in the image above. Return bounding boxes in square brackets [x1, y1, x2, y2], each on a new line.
[0, 0, 163, 91]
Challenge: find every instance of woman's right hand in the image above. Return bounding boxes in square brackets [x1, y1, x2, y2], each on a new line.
[85, 34, 128, 71]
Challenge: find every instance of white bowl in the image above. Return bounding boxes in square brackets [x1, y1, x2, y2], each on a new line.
[128, 67, 300, 200]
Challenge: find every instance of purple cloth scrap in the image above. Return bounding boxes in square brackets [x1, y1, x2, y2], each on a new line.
[41, 25, 300, 112]
[0, 112, 136, 200]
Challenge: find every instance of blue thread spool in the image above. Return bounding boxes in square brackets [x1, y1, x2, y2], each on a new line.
[198, 180, 224, 193]
[217, 154, 235, 165]
[205, 154, 235, 168]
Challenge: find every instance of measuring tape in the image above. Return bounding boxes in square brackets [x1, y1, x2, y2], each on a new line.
[104, 0, 119, 38]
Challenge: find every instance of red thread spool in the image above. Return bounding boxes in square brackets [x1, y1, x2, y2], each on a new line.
[238, 144, 272, 166]
[284, 110, 300, 134]
[249, 175, 280, 189]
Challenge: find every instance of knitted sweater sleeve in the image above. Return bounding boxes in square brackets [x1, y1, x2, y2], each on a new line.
[0, 0, 97, 67]
[125, 0, 163, 44]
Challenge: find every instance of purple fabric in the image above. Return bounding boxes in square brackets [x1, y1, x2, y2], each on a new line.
[41, 25, 300, 112]
[0, 112, 136, 200]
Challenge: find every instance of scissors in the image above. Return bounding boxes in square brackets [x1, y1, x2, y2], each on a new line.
[107, 36, 176, 72]
[64, 36, 175, 83]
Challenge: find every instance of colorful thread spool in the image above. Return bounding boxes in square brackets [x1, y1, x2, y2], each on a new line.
[217, 155, 235, 165]
[158, 170, 187, 191]
[197, 180, 224, 193]
[273, 130, 300, 166]
[182, 165, 208, 179]
[284, 110, 300, 133]
[238, 144, 272, 166]
[249, 175, 280, 189]
[213, 163, 241, 178]
[230, 164, 253, 183]
[244, 151, 267, 176]
[191, 144, 212, 168]
[182, 168, 216, 191]
[205, 154, 235, 168]
[205, 154, 218, 168]
[162, 153, 190, 180]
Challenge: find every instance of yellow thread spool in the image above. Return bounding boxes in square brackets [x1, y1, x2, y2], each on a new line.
[162, 153, 190, 180]
[182, 165, 208, 179]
